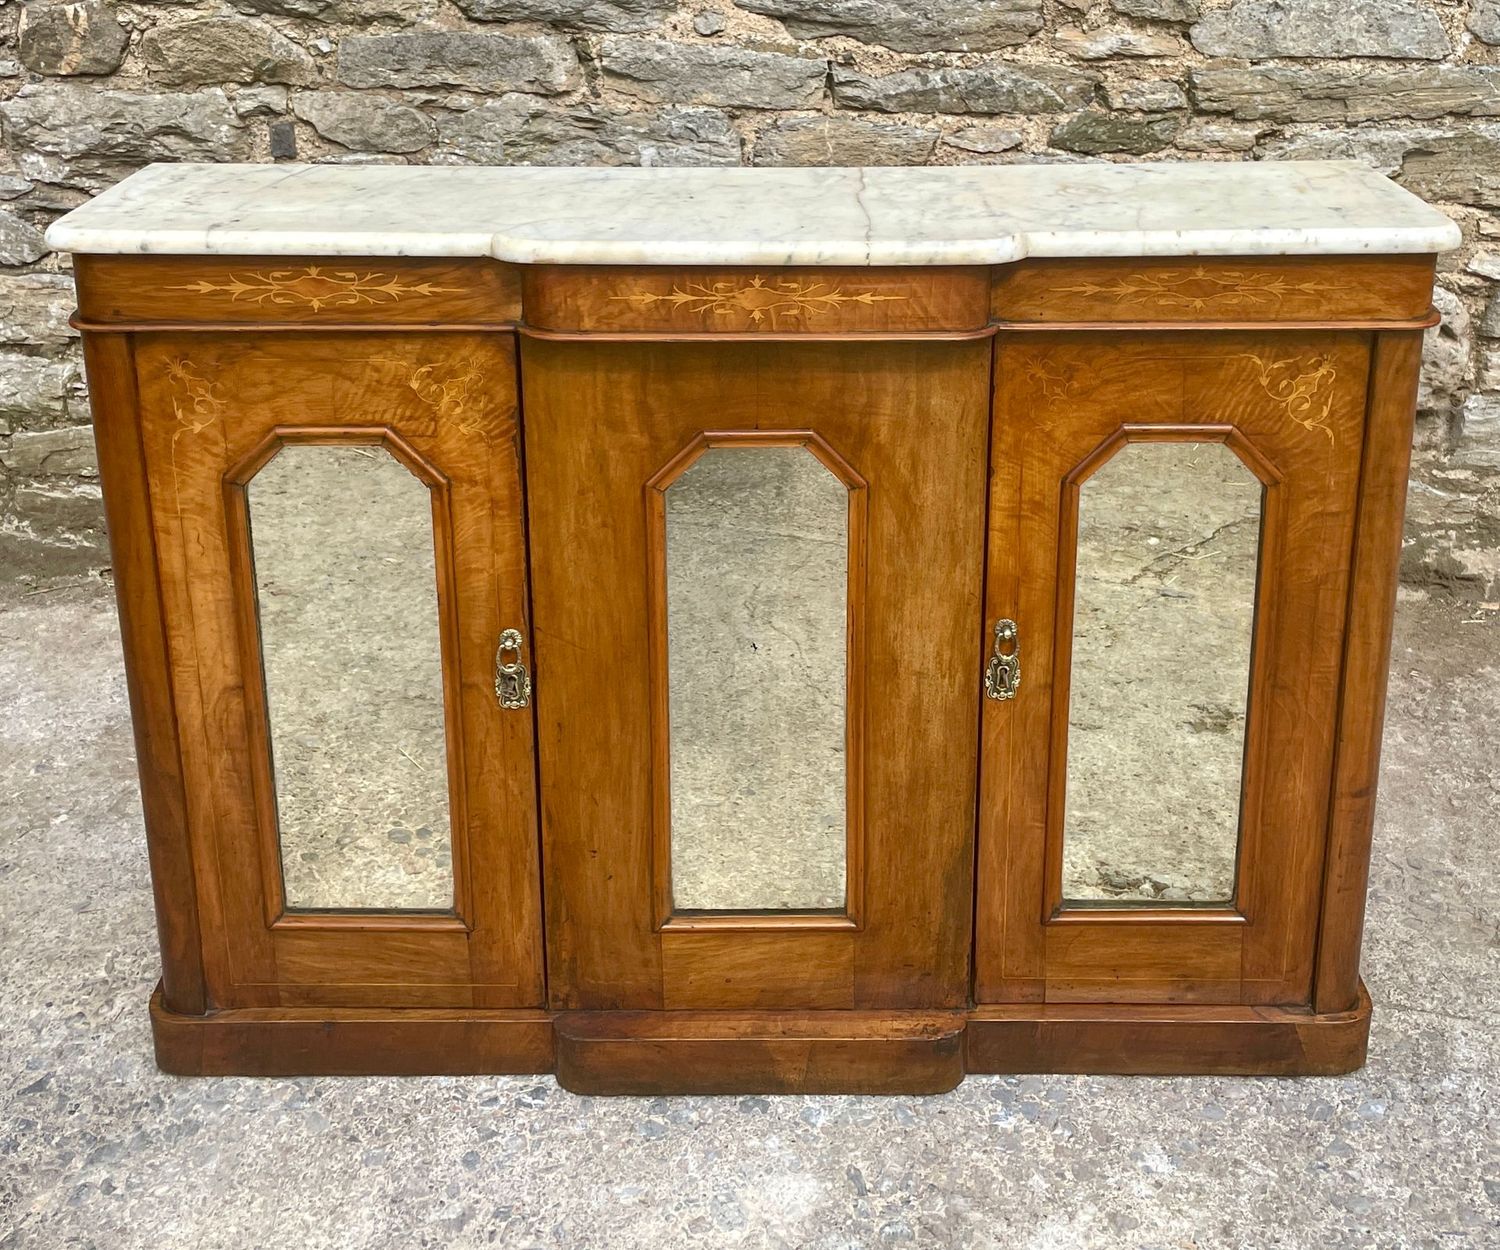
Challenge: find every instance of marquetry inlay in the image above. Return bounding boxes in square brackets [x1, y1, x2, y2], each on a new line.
[610, 275, 907, 328]
[1025, 359, 1080, 401]
[169, 265, 465, 311]
[406, 359, 487, 437]
[1239, 353, 1338, 445]
[1055, 267, 1349, 313]
[164, 357, 226, 434]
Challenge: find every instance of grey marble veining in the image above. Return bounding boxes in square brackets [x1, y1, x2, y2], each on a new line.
[44, 160, 1461, 263]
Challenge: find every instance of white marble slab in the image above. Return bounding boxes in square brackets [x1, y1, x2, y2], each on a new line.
[45, 161, 1461, 264]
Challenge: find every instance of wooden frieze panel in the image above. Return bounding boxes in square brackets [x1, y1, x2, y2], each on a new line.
[991, 255, 1437, 325]
[75, 255, 522, 326]
[522, 266, 992, 335]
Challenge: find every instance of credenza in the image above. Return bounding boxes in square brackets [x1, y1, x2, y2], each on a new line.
[48, 161, 1460, 1092]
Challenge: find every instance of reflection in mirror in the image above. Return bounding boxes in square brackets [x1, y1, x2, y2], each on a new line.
[249, 443, 453, 912]
[665, 444, 849, 912]
[1062, 441, 1261, 906]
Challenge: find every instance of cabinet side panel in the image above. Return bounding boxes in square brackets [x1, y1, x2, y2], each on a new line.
[1314, 329, 1424, 1014]
[83, 331, 207, 1015]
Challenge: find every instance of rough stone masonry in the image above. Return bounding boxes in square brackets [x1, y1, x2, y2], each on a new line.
[0, 0, 1497, 591]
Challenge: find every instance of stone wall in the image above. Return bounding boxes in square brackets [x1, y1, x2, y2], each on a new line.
[0, 0, 1496, 591]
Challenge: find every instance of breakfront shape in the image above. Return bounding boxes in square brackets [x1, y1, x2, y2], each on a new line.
[55, 162, 1454, 1092]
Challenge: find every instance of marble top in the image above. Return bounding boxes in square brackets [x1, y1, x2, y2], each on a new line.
[45, 161, 1461, 265]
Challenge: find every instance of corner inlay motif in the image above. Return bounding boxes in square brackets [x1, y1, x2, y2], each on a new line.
[1238, 353, 1338, 446]
[1055, 267, 1349, 313]
[163, 356, 227, 511]
[610, 275, 907, 327]
[1026, 359, 1080, 401]
[169, 266, 463, 311]
[164, 357, 226, 435]
[407, 359, 486, 438]
[358, 355, 491, 438]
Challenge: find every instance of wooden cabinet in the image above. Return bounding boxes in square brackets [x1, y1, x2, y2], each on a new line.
[125, 332, 544, 1011]
[69, 247, 1436, 1092]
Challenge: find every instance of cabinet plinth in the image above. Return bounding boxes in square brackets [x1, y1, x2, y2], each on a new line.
[66, 234, 1440, 1088]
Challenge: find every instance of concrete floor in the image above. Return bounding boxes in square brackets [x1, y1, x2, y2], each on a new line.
[1, 577, 1496, 1249]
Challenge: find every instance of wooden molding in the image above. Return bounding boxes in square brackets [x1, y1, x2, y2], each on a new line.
[219, 424, 474, 933]
[1041, 423, 1285, 929]
[1314, 330, 1425, 1014]
[643, 430, 869, 934]
[966, 984, 1371, 1077]
[150, 987, 1372, 1084]
[85, 333, 208, 1016]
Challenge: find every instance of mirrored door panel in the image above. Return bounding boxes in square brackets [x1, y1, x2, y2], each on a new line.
[136, 333, 543, 1009]
[1061, 440, 1262, 907]
[527, 337, 988, 1011]
[659, 441, 855, 913]
[247, 443, 454, 913]
[978, 334, 1370, 1006]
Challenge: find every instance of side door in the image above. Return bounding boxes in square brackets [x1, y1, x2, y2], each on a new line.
[977, 332, 1370, 1005]
[135, 331, 543, 1008]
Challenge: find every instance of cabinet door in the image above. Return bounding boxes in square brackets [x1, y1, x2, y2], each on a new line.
[977, 332, 1370, 1006]
[135, 332, 543, 1008]
[524, 339, 989, 1011]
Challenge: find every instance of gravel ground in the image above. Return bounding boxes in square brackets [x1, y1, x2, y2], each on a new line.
[1, 576, 1496, 1250]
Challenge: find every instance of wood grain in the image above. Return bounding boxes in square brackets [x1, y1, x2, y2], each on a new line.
[991, 256, 1436, 325]
[523, 266, 990, 334]
[76, 255, 521, 327]
[554, 1009, 966, 1095]
[660, 932, 855, 1009]
[977, 331, 1371, 1007]
[85, 332, 207, 1016]
[524, 338, 988, 1013]
[1314, 330, 1425, 1013]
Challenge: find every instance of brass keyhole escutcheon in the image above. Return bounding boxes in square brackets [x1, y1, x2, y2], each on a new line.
[494, 628, 532, 710]
[985, 619, 1020, 701]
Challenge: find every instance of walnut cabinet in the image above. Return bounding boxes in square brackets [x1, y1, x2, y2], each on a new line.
[69, 249, 1438, 1093]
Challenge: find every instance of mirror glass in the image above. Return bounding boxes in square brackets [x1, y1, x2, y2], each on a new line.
[665, 444, 849, 912]
[1061, 441, 1261, 907]
[249, 443, 454, 912]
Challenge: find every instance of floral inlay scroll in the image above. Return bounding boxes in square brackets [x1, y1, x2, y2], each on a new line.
[163, 356, 227, 508]
[1056, 267, 1349, 314]
[406, 358, 487, 438]
[610, 275, 907, 328]
[357, 355, 492, 439]
[164, 357, 226, 435]
[169, 265, 463, 312]
[1238, 353, 1338, 446]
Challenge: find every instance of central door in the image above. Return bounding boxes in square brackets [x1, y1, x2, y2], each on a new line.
[523, 337, 990, 1010]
